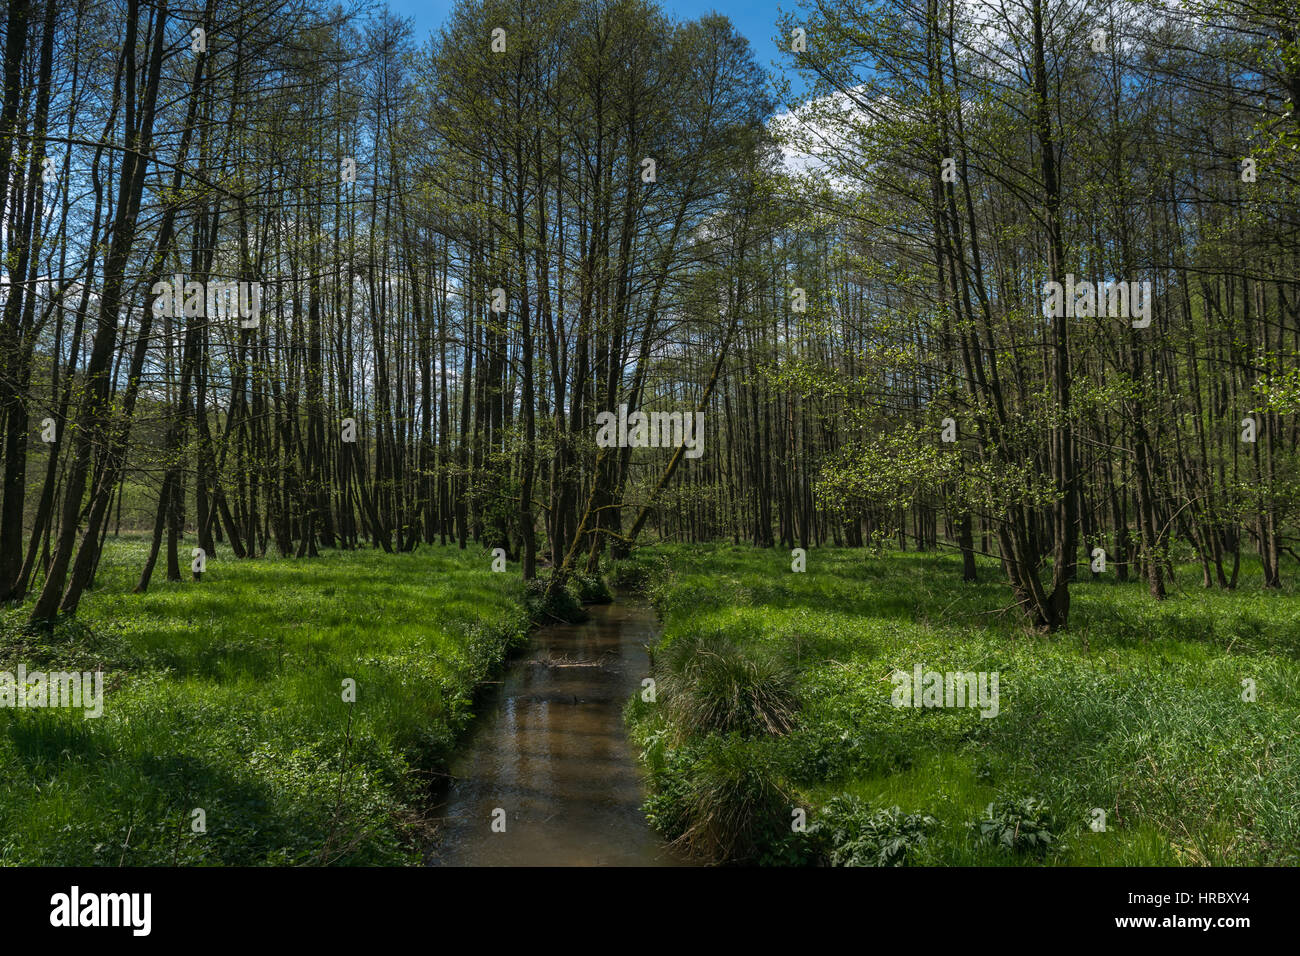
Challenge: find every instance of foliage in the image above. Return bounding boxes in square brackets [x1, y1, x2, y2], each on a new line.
[968, 796, 1061, 858]
[642, 735, 790, 865]
[628, 544, 1300, 866]
[804, 795, 937, 867]
[524, 572, 589, 624]
[658, 630, 800, 740]
[0, 539, 530, 865]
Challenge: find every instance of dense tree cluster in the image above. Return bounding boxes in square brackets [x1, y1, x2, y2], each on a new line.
[771, 0, 1299, 627]
[0, 0, 1294, 631]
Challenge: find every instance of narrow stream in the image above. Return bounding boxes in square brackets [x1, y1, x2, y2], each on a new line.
[427, 600, 682, 866]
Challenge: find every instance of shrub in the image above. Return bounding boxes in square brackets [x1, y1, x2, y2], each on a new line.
[805, 795, 937, 866]
[969, 795, 1061, 856]
[569, 571, 612, 605]
[777, 721, 909, 783]
[523, 574, 587, 624]
[651, 735, 789, 864]
[606, 560, 651, 590]
[658, 631, 799, 740]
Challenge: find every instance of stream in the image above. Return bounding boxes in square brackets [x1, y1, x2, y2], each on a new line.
[427, 600, 682, 866]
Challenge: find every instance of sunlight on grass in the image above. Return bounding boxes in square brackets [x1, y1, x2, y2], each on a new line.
[0, 538, 530, 865]
[626, 544, 1300, 865]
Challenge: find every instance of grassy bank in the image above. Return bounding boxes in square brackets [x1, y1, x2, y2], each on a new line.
[622, 545, 1300, 866]
[0, 538, 544, 865]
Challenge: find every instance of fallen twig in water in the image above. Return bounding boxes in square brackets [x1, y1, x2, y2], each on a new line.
[532, 654, 608, 668]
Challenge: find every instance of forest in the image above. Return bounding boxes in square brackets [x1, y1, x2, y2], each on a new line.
[0, 0, 1296, 871]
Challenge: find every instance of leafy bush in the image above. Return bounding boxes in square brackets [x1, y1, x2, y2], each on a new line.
[523, 574, 587, 624]
[805, 795, 937, 866]
[969, 795, 1061, 856]
[606, 559, 651, 590]
[569, 571, 612, 605]
[776, 721, 912, 783]
[640, 744, 698, 845]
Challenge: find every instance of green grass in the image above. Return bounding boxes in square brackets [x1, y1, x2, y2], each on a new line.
[622, 544, 1300, 866]
[0, 537, 533, 865]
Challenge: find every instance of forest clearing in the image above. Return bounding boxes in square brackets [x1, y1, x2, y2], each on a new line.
[0, 0, 1294, 936]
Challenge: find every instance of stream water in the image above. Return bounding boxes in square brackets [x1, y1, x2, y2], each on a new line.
[427, 600, 681, 866]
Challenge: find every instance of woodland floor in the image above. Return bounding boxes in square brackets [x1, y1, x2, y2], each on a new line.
[0, 538, 531, 865]
[3, 539, 1296, 865]
[623, 545, 1300, 865]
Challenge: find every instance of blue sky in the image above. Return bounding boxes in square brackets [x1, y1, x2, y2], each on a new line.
[384, 0, 792, 51]
[383, 0, 806, 103]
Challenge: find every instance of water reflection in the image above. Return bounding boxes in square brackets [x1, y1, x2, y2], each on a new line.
[428, 600, 682, 866]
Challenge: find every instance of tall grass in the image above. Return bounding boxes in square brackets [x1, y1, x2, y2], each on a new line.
[624, 544, 1300, 866]
[0, 538, 532, 865]
[658, 631, 799, 740]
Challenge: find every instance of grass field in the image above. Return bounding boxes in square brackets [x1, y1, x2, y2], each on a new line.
[621, 545, 1300, 866]
[0, 538, 533, 865]
[6, 537, 1296, 867]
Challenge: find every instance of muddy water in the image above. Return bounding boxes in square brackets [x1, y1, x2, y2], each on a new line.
[428, 600, 681, 866]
